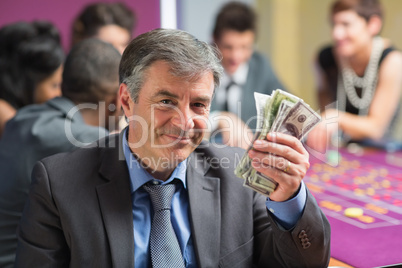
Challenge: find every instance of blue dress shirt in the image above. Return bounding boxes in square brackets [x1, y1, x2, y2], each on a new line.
[122, 129, 306, 267]
[123, 129, 197, 267]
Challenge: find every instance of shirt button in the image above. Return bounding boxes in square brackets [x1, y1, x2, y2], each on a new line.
[269, 208, 275, 213]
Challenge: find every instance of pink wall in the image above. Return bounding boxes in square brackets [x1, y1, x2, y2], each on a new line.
[0, 0, 160, 51]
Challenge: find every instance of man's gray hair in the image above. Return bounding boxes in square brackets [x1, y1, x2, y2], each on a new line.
[119, 28, 223, 102]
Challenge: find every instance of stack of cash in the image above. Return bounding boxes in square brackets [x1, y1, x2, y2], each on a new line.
[234, 89, 321, 197]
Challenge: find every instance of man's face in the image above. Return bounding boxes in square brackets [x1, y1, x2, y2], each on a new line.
[96, 24, 131, 55]
[121, 60, 214, 175]
[215, 29, 255, 75]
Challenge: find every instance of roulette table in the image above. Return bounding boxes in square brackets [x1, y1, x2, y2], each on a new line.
[304, 147, 402, 268]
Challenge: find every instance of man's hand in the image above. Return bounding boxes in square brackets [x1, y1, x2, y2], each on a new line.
[248, 132, 310, 202]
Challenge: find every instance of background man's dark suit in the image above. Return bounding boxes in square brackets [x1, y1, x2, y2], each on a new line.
[210, 51, 286, 131]
[16, 132, 330, 267]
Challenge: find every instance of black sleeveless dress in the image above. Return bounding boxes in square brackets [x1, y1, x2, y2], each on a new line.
[317, 45, 402, 150]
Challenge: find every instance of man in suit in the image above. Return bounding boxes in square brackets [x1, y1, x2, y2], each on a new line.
[210, 2, 286, 132]
[0, 39, 121, 268]
[15, 28, 330, 267]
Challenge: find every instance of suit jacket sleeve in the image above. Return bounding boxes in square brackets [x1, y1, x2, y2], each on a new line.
[200, 144, 330, 268]
[15, 161, 70, 268]
[254, 187, 331, 267]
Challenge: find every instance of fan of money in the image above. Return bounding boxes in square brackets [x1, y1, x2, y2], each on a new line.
[234, 89, 321, 196]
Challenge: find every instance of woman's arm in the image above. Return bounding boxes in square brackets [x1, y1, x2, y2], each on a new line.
[339, 50, 402, 140]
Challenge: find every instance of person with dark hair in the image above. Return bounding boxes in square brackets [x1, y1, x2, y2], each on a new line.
[71, 2, 136, 54]
[0, 38, 122, 268]
[210, 2, 286, 132]
[15, 28, 330, 267]
[0, 21, 64, 137]
[16, 38, 64, 105]
[71, 2, 137, 131]
[307, 0, 402, 152]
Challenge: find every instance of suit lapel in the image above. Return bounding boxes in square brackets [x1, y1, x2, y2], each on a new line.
[187, 151, 221, 268]
[97, 133, 134, 267]
[242, 54, 257, 124]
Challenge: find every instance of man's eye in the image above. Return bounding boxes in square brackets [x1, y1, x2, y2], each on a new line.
[161, 99, 173, 105]
[193, 103, 206, 108]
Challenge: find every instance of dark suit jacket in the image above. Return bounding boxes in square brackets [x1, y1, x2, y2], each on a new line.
[15, 132, 330, 268]
[211, 51, 286, 131]
[0, 97, 108, 268]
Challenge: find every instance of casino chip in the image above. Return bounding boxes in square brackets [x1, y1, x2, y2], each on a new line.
[344, 207, 364, 218]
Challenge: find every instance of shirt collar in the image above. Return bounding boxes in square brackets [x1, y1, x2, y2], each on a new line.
[122, 128, 187, 193]
[223, 61, 249, 86]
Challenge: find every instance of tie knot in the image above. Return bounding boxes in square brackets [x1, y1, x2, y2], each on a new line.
[143, 183, 176, 212]
[226, 80, 236, 90]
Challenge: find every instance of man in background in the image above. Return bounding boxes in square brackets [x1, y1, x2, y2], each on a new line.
[211, 1, 286, 131]
[71, 2, 136, 54]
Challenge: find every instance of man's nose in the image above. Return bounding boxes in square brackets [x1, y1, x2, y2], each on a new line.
[229, 48, 243, 63]
[171, 106, 195, 131]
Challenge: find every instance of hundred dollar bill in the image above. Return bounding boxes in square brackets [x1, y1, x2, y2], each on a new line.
[244, 171, 277, 196]
[277, 101, 321, 140]
[235, 89, 299, 179]
[245, 101, 321, 195]
[233, 92, 270, 179]
[271, 100, 295, 132]
[258, 89, 299, 139]
[233, 131, 259, 179]
[254, 92, 271, 131]
[235, 89, 321, 197]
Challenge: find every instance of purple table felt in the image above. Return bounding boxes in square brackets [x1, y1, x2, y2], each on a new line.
[304, 148, 402, 268]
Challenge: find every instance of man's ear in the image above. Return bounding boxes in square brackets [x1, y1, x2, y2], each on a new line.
[119, 83, 133, 117]
[368, 15, 382, 36]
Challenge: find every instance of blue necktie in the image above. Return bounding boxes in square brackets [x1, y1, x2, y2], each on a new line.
[143, 182, 185, 268]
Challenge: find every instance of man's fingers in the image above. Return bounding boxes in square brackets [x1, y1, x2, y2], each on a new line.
[249, 150, 293, 172]
[251, 140, 306, 165]
[266, 132, 308, 155]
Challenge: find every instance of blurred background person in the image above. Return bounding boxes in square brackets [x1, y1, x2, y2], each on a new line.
[210, 1, 287, 132]
[307, 0, 402, 153]
[0, 21, 64, 137]
[71, 1, 136, 132]
[71, 2, 136, 54]
[0, 39, 122, 268]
